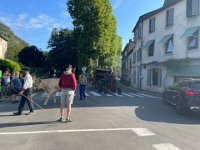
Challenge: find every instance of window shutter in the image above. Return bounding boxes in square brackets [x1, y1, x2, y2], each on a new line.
[191, 0, 199, 16]
[187, 0, 192, 18]
[169, 8, 174, 25]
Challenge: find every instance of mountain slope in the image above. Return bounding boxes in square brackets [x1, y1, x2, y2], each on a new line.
[0, 22, 28, 61]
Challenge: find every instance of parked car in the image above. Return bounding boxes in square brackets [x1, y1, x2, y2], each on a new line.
[162, 79, 200, 114]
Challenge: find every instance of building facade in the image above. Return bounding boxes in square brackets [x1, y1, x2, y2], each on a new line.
[0, 35, 8, 59]
[122, 0, 200, 93]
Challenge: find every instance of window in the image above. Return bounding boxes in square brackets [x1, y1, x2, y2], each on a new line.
[148, 41, 154, 56]
[187, 0, 199, 17]
[138, 24, 142, 39]
[133, 70, 136, 84]
[137, 48, 142, 62]
[133, 52, 136, 64]
[166, 8, 174, 26]
[188, 30, 198, 50]
[149, 17, 155, 33]
[165, 36, 174, 53]
[147, 68, 162, 86]
[129, 59, 132, 69]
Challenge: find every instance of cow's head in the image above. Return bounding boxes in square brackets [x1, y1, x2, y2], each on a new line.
[34, 78, 42, 90]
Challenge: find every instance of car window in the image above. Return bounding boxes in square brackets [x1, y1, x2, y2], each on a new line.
[191, 82, 200, 89]
[172, 80, 188, 88]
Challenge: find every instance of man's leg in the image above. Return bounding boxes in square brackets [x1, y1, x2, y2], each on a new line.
[79, 85, 83, 100]
[58, 95, 66, 122]
[66, 94, 74, 122]
[25, 89, 34, 112]
[83, 85, 86, 100]
[15, 95, 26, 115]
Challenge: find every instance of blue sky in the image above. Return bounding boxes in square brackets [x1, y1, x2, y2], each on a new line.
[0, 0, 164, 51]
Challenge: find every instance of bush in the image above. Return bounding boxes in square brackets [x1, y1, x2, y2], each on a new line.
[0, 59, 22, 72]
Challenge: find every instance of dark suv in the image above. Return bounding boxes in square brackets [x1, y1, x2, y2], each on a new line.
[162, 79, 200, 114]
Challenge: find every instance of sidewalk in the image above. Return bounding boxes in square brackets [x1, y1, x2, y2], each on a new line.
[121, 84, 162, 97]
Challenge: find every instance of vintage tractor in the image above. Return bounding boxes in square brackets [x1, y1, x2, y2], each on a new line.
[93, 68, 122, 94]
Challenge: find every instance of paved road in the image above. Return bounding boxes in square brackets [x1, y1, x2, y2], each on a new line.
[0, 88, 200, 150]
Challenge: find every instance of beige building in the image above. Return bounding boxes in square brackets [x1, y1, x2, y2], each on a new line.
[0, 35, 8, 59]
[122, 0, 200, 93]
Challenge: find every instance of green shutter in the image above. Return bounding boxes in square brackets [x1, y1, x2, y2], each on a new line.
[181, 27, 199, 38]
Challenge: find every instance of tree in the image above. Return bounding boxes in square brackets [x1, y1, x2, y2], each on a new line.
[47, 28, 79, 74]
[67, 0, 122, 71]
[18, 45, 46, 68]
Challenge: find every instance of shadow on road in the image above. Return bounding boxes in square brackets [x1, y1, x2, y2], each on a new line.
[0, 121, 58, 128]
[134, 100, 200, 125]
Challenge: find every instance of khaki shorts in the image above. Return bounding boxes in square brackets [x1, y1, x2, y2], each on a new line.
[61, 89, 74, 106]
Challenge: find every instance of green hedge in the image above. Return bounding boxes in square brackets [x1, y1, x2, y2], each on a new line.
[0, 59, 22, 72]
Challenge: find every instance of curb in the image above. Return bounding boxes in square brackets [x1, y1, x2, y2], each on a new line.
[121, 84, 162, 97]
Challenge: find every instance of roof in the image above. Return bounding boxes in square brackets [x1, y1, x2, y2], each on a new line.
[132, 0, 183, 32]
[0, 34, 8, 41]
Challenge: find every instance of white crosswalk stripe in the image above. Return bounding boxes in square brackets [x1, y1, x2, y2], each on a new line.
[115, 93, 124, 97]
[106, 94, 113, 96]
[41, 91, 160, 99]
[136, 93, 157, 98]
[152, 143, 181, 150]
[90, 91, 102, 96]
[122, 93, 135, 97]
[129, 93, 146, 98]
[55, 92, 61, 96]
[85, 92, 89, 97]
[41, 92, 48, 97]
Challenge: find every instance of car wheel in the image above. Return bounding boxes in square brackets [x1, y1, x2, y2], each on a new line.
[175, 97, 188, 115]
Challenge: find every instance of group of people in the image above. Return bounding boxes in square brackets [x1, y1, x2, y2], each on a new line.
[1, 65, 88, 123]
[1, 70, 23, 103]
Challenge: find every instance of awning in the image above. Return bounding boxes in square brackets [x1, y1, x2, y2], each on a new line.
[159, 34, 173, 44]
[180, 27, 199, 38]
[143, 40, 154, 49]
[167, 65, 200, 77]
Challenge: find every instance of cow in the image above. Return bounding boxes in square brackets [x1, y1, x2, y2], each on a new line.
[37, 78, 61, 105]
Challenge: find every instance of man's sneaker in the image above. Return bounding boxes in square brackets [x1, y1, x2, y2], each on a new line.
[13, 112, 21, 115]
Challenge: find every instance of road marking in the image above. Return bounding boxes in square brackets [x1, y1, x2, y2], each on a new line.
[130, 93, 146, 98]
[0, 128, 138, 135]
[136, 93, 157, 98]
[90, 91, 102, 96]
[41, 92, 48, 97]
[55, 92, 61, 96]
[32, 93, 38, 97]
[85, 92, 89, 97]
[153, 143, 181, 150]
[106, 94, 113, 96]
[115, 93, 124, 97]
[122, 93, 135, 97]
[131, 128, 155, 136]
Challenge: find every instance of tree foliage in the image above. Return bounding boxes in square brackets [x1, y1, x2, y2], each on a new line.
[67, 0, 122, 71]
[0, 22, 28, 62]
[47, 28, 78, 74]
[0, 58, 22, 72]
[18, 45, 46, 68]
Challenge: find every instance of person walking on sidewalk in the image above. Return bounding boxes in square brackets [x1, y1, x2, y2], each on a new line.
[79, 73, 87, 100]
[58, 65, 77, 122]
[14, 69, 34, 115]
